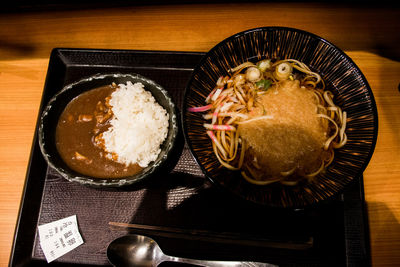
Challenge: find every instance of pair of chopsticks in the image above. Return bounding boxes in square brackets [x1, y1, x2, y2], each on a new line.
[109, 221, 313, 250]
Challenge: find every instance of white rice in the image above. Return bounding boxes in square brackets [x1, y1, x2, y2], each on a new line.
[101, 81, 169, 168]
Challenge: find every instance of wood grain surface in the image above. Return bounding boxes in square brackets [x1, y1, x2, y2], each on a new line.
[0, 2, 399, 266]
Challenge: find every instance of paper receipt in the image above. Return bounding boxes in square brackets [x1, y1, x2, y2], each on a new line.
[38, 215, 84, 263]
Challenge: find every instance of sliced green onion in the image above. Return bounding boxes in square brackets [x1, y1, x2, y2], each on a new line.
[257, 59, 271, 72]
[256, 79, 272, 90]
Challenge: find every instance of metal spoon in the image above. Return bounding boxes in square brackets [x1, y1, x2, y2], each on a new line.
[107, 234, 276, 267]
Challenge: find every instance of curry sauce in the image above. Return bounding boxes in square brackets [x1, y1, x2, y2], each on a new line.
[55, 85, 143, 178]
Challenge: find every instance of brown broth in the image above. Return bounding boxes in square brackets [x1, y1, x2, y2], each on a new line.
[55, 85, 143, 178]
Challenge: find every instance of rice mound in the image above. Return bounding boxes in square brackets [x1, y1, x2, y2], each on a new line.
[101, 81, 169, 168]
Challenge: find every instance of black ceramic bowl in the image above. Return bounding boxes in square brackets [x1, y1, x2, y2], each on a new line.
[182, 27, 378, 208]
[39, 73, 178, 187]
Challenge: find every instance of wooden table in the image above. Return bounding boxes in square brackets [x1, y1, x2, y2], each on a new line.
[1, 3, 399, 266]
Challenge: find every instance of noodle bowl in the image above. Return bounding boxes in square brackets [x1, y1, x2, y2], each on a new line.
[188, 59, 347, 186]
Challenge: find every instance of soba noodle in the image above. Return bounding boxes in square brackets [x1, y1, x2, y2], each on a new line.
[188, 58, 347, 186]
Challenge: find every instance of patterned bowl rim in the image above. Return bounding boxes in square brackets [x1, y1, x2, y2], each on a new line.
[182, 26, 378, 208]
[39, 73, 179, 187]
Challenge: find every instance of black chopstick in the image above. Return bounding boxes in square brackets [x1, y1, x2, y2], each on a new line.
[109, 221, 313, 250]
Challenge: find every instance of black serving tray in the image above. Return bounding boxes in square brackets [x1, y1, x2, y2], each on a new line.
[9, 48, 370, 267]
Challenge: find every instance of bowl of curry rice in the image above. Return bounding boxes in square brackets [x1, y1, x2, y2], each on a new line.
[39, 73, 178, 187]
